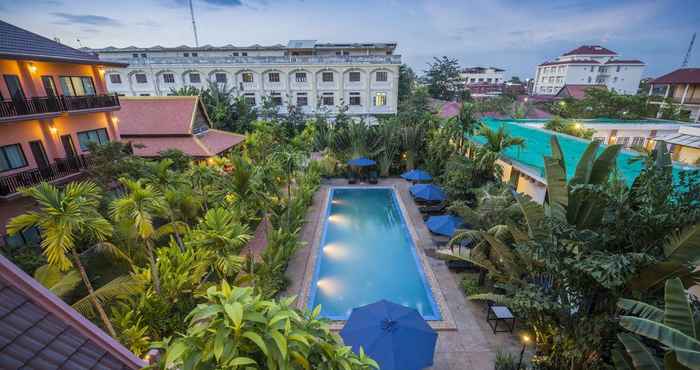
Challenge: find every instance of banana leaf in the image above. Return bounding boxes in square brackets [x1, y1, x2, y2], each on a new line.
[617, 298, 664, 322]
[617, 333, 662, 370]
[543, 156, 568, 222]
[664, 278, 697, 339]
[664, 225, 700, 265]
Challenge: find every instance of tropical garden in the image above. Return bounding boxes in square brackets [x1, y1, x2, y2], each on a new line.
[2, 59, 700, 370]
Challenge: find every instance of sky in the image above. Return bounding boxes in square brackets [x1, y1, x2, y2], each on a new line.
[2, 0, 699, 79]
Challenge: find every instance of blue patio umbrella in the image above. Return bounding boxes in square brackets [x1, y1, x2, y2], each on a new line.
[401, 169, 433, 182]
[409, 184, 445, 202]
[340, 300, 437, 370]
[425, 215, 464, 237]
[347, 157, 376, 167]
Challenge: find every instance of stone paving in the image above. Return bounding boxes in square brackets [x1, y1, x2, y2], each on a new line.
[284, 178, 524, 370]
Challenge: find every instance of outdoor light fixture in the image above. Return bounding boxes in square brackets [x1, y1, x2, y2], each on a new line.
[28, 63, 37, 73]
[518, 334, 532, 369]
[49, 126, 58, 134]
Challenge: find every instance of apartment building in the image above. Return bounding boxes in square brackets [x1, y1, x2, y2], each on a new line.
[84, 40, 400, 119]
[532, 45, 644, 96]
[0, 20, 124, 245]
[461, 67, 505, 85]
[647, 68, 700, 123]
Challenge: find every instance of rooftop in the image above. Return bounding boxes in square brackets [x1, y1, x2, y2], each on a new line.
[83, 40, 398, 53]
[0, 254, 144, 369]
[562, 45, 617, 56]
[556, 84, 607, 99]
[651, 68, 700, 84]
[0, 20, 126, 66]
[462, 67, 505, 73]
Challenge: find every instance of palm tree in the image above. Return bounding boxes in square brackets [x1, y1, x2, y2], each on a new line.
[473, 124, 525, 181]
[376, 119, 400, 176]
[449, 101, 480, 154]
[271, 145, 307, 204]
[6, 181, 117, 337]
[188, 207, 252, 279]
[110, 178, 167, 295]
[401, 123, 423, 170]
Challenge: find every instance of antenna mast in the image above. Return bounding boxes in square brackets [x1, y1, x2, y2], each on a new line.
[682, 32, 696, 68]
[189, 0, 199, 47]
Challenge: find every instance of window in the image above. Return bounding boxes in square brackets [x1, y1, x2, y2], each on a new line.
[140, 53, 147, 58]
[0, 144, 27, 172]
[486, 78, 492, 83]
[296, 93, 308, 106]
[132, 53, 139, 58]
[322, 72, 334, 82]
[322, 93, 334, 106]
[109, 74, 122, 84]
[268, 72, 280, 82]
[587, 76, 592, 83]
[139, 93, 150, 96]
[376, 71, 388, 82]
[41, 76, 57, 96]
[242, 73, 254, 83]
[215, 73, 227, 83]
[617, 137, 630, 147]
[470, 78, 476, 83]
[77, 128, 109, 151]
[590, 66, 595, 72]
[632, 137, 645, 147]
[183, 53, 190, 57]
[189, 73, 201, 83]
[232, 52, 239, 56]
[349, 92, 361, 106]
[135, 73, 148, 84]
[243, 93, 256, 106]
[295, 72, 307, 83]
[59, 76, 96, 96]
[336, 51, 341, 56]
[373, 92, 387, 106]
[192, 52, 198, 57]
[241, 52, 248, 56]
[270, 92, 282, 106]
[616, 66, 621, 72]
[349, 71, 361, 82]
[613, 77, 618, 83]
[163, 73, 175, 84]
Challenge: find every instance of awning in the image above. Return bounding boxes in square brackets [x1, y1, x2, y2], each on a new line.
[656, 133, 700, 149]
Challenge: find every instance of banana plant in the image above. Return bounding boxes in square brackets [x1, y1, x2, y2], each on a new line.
[615, 278, 700, 370]
[544, 136, 622, 229]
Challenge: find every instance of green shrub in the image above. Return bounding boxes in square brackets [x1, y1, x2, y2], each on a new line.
[495, 350, 520, 370]
[460, 273, 487, 296]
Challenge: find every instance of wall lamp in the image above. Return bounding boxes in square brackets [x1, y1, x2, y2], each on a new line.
[28, 63, 37, 73]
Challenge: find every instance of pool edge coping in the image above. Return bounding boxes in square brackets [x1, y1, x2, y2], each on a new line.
[297, 184, 456, 331]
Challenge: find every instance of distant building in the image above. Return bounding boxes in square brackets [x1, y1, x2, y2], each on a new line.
[115, 96, 245, 158]
[657, 124, 700, 164]
[461, 67, 505, 85]
[83, 40, 400, 120]
[532, 45, 644, 96]
[647, 68, 700, 123]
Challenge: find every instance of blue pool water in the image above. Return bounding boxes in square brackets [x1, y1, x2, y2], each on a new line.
[308, 188, 440, 320]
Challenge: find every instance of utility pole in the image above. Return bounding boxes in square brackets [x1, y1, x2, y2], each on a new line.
[189, 0, 199, 47]
[682, 32, 696, 68]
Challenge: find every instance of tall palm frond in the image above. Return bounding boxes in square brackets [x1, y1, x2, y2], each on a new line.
[72, 275, 144, 318]
[34, 264, 82, 298]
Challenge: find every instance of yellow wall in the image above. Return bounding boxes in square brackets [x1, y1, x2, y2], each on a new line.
[675, 146, 700, 165]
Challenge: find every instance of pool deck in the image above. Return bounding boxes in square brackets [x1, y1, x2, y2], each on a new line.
[284, 178, 524, 370]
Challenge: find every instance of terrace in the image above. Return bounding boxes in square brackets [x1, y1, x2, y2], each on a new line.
[0, 94, 121, 122]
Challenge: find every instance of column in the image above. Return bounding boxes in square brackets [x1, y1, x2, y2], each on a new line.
[105, 112, 120, 141]
[657, 84, 671, 118]
[338, 67, 345, 107]
[681, 83, 690, 105]
[311, 68, 318, 114]
[17, 61, 39, 97]
[91, 65, 108, 95]
[38, 118, 61, 160]
[365, 68, 371, 115]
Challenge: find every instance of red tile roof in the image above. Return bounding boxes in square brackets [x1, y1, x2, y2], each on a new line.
[539, 60, 599, 66]
[605, 59, 644, 65]
[0, 254, 145, 370]
[438, 101, 461, 119]
[115, 96, 201, 136]
[651, 68, 700, 84]
[555, 84, 607, 100]
[128, 130, 244, 157]
[562, 45, 617, 56]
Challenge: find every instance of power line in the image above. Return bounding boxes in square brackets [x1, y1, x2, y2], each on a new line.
[189, 0, 199, 47]
[681, 32, 696, 68]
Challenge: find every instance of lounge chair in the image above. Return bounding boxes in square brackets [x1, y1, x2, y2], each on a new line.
[348, 172, 357, 184]
[419, 202, 446, 215]
[369, 171, 379, 184]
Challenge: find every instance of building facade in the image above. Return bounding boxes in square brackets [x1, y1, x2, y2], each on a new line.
[461, 67, 505, 85]
[648, 68, 700, 123]
[0, 20, 124, 245]
[532, 45, 644, 96]
[84, 40, 400, 119]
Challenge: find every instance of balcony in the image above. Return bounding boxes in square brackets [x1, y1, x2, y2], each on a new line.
[117, 55, 403, 66]
[0, 155, 90, 197]
[0, 94, 120, 122]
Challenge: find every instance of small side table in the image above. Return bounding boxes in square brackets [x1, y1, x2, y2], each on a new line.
[487, 305, 516, 334]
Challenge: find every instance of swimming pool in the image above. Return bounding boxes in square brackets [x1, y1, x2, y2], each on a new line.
[308, 187, 441, 320]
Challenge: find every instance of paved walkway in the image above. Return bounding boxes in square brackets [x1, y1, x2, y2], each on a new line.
[284, 178, 524, 370]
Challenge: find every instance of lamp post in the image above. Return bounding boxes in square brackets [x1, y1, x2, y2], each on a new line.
[517, 334, 531, 370]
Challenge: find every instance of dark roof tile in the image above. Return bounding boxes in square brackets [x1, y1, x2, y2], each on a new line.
[0, 20, 126, 66]
[651, 68, 700, 84]
[562, 45, 617, 56]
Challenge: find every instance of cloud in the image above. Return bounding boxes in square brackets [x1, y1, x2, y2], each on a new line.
[51, 12, 122, 26]
[171, 0, 243, 7]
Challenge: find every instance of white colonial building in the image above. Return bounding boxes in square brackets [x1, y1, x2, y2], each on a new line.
[460, 66, 505, 85]
[84, 40, 400, 119]
[532, 45, 644, 96]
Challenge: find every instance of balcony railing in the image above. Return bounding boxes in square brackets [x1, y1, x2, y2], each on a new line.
[0, 94, 120, 120]
[112, 55, 403, 66]
[0, 155, 90, 196]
